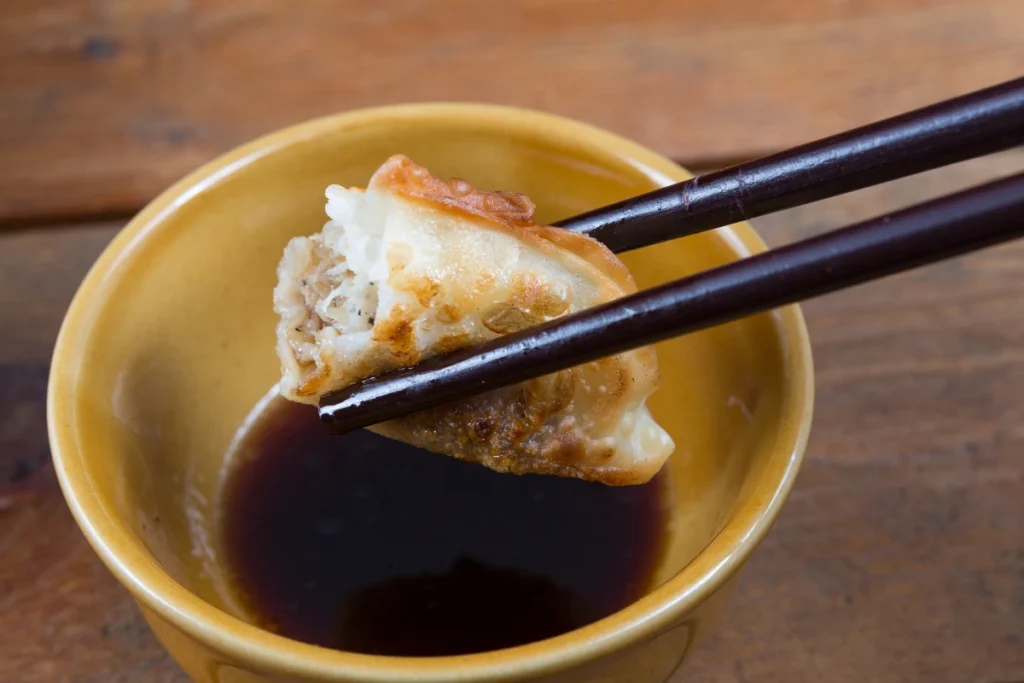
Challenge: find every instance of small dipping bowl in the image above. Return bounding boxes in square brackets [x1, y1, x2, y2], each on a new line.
[48, 104, 813, 683]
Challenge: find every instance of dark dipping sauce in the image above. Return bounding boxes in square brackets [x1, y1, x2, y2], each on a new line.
[220, 398, 669, 656]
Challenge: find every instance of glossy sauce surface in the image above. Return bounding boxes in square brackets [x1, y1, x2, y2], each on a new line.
[219, 399, 669, 656]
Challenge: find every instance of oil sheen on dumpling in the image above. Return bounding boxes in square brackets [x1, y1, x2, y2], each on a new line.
[274, 155, 674, 485]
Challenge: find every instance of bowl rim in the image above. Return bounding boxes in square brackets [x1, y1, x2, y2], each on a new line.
[48, 102, 814, 682]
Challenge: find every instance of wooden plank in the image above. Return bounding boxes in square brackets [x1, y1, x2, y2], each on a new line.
[2, 154, 1022, 681]
[0, 222, 189, 682]
[1, 0, 1023, 223]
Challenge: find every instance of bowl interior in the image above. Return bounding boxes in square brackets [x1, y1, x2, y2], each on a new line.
[50, 105, 808, 657]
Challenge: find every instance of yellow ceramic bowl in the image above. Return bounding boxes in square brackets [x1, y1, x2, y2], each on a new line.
[48, 104, 813, 683]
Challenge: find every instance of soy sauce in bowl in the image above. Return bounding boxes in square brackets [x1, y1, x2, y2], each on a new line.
[219, 397, 669, 656]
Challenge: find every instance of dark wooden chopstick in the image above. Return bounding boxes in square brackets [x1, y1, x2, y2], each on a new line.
[320, 171, 1024, 433]
[558, 76, 1024, 253]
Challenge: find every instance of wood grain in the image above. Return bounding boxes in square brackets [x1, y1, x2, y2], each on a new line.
[2, 0, 1023, 223]
[2, 153, 1022, 682]
[682, 150, 1024, 682]
[0, 223, 189, 683]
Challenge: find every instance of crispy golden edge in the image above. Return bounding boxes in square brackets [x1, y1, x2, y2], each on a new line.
[370, 154, 638, 294]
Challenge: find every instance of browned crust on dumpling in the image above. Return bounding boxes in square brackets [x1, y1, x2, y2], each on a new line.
[292, 350, 335, 399]
[532, 225, 638, 295]
[371, 305, 418, 366]
[370, 371, 657, 486]
[371, 154, 537, 228]
[372, 154, 638, 296]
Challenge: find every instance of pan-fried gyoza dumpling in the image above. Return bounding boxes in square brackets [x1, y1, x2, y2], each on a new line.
[274, 155, 674, 485]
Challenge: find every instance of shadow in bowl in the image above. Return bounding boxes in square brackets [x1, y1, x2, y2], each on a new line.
[335, 557, 586, 656]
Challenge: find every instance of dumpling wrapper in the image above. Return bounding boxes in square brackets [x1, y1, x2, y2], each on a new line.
[274, 155, 674, 485]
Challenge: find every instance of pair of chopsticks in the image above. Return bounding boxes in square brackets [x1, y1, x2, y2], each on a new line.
[320, 77, 1024, 433]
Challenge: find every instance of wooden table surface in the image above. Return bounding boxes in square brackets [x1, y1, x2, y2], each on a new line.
[1, 2, 1022, 681]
